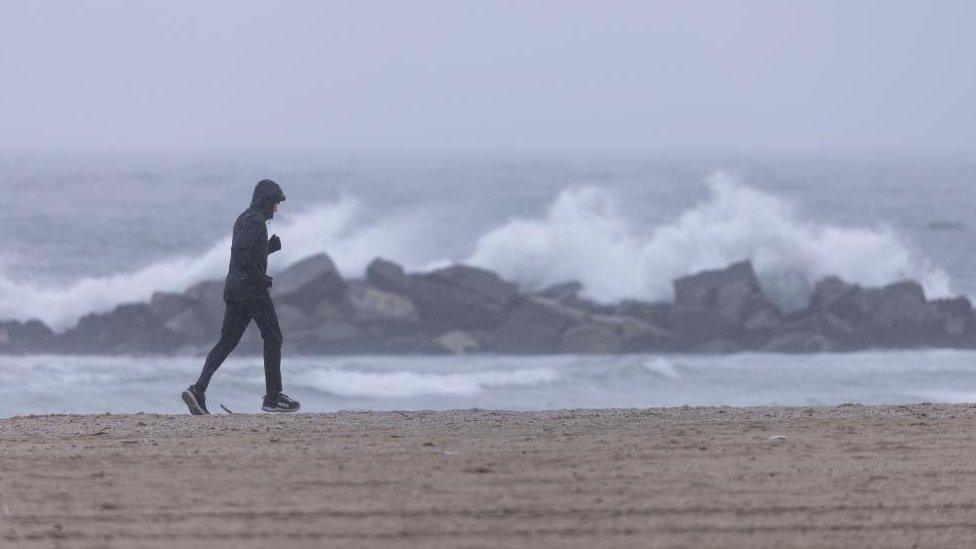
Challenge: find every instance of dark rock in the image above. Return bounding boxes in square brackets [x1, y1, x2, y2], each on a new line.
[869, 282, 942, 342]
[275, 304, 316, 334]
[773, 312, 858, 349]
[562, 323, 622, 354]
[183, 279, 225, 336]
[535, 281, 616, 314]
[616, 300, 673, 328]
[163, 309, 206, 341]
[809, 278, 946, 346]
[286, 318, 365, 353]
[537, 281, 583, 301]
[672, 261, 782, 344]
[273, 253, 348, 314]
[149, 291, 194, 323]
[598, 315, 686, 352]
[403, 265, 519, 330]
[929, 297, 976, 343]
[490, 297, 584, 353]
[697, 338, 743, 353]
[808, 277, 856, 311]
[351, 286, 420, 325]
[425, 264, 520, 306]
[762, 333, 837, 353]
[0, 320, 56, 353]
[668, 305, 741, 342]
[62, 303, 180, 354]
[366, 258, 409, 294]
[674, 261, 758, 310]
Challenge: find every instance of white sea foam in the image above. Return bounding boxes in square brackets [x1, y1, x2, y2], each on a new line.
[293, 367, 558, 398]
[467, 172, 952, 310]
[642, 357, 682, 379]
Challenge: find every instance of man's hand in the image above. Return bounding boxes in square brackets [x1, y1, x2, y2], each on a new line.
[269, 234, 282, 254]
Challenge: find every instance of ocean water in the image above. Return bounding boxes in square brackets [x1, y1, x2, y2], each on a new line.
[2, 350, 976, 417]
[1, 152, 975, 415]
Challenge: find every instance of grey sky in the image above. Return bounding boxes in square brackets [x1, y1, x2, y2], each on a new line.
[1, 1, 973, 153]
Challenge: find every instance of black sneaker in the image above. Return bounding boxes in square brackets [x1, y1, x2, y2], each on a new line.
[182, 385, 210, 415]
[262, 392, 300, 413]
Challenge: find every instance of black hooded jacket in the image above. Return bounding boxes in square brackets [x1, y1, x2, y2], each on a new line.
[223, 180, 286, 301]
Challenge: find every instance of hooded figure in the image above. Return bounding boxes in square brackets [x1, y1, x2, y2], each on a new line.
[182, 179, 300, 415]
[223, 179, 286, 301]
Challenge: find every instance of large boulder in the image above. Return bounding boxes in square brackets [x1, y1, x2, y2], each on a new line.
[0, 320, 56, 353]
[366, 258, 410, 294]
[182, 279, 225, 337]
[351, 286, 420, 325]
[424, 264, 520, 306]
[489, 296, 584, 353]
[672, 261, 783, 344]
[535, 281, 616, 315]
[402, 264, 520, 330]
[589, 314, 686, 352]
[536, 280, 583, 302]
[929, 297, 976, 345]
[807, 277, 957, 347]
[149, 291, 195, 323]
[771, 311, 858, 349]
[273, 254, 348, 314]
[290, 318, 365, 353]
[561, 323, 622, 354]
[616, 300, 673, 328]
[674, 261, 759, 310]
[163, 309, 207, 341]
[62, 303, 181, 354]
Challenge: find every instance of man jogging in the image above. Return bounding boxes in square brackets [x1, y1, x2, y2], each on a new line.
[182, 179, 300, 414]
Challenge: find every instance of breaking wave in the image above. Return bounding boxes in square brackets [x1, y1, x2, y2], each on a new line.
[0, 171, 953, 330]
[467, 172, 951, 310]
[293, 367, 558, 398]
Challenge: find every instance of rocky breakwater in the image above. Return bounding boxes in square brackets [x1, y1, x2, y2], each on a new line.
[2, 254, 975, 355]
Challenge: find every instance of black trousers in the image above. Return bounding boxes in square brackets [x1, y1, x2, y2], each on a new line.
[194, 298, 283, 396]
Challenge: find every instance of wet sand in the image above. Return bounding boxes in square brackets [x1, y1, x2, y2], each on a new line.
[2, 404, 976, 548]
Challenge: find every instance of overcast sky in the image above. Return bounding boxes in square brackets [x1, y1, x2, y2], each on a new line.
[0, 1, 973, 153]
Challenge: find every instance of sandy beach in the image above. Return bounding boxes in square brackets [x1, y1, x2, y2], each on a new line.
[2, 404, 976, 548]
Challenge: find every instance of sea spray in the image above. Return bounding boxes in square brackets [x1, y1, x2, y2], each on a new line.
[467, 172, 951, 310]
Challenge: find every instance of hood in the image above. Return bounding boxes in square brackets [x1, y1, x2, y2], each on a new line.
[250, 179, 286, 219]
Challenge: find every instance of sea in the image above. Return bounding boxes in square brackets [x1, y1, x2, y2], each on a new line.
[1, 151, 975, 416]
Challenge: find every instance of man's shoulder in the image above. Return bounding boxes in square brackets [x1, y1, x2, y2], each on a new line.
[232, 209, 267, 244]
[234, 208, 266, 227]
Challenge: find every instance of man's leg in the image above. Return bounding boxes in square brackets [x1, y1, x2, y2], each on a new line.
[194, 301, 251, 392]
[248, 298, 283, 396]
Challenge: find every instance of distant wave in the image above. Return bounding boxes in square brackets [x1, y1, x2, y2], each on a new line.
[467, 172, 952, 310]
[0, 171, 954, 330]
[293, 367, 558, 398]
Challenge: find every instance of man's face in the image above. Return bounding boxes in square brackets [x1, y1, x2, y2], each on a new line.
[272, 202, 279, 214]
